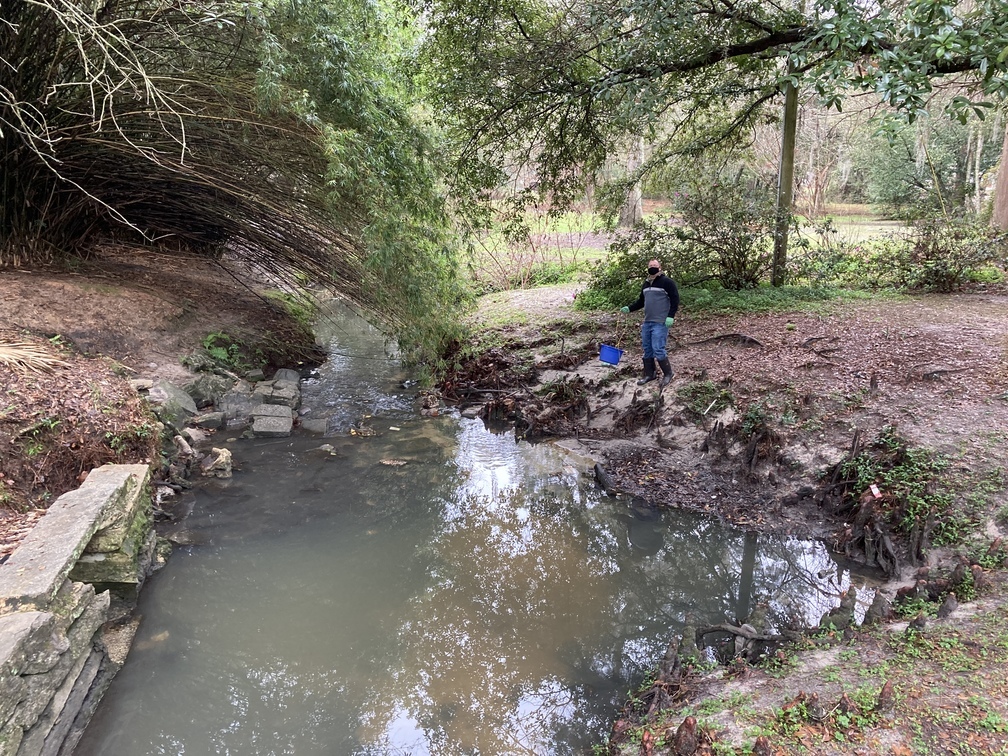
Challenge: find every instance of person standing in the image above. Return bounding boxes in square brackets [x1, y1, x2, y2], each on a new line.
[620, 259, 679, 386]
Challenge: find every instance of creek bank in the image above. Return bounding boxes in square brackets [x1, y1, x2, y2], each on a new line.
[0, 352, 333, 756]
[444, 285, 1008, 569]
[605, 543, 1008, 755]
[0, 465, 155, 756]
[443, 284, 1008, 754]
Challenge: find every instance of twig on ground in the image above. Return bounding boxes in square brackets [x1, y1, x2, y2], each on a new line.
[687, 333, 764, 348]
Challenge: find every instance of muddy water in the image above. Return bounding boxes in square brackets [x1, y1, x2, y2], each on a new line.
[78, 307, 872, 755]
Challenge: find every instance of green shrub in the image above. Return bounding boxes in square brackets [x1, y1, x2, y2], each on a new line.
[507, 260, 585, 289]
[674, 180, 776, 290]
[790, 222, 911, 290]
[789, 218, 1007, 292]
[576, 174, 777, 307]
[684, 284, 854, 313]
[904, 220, 1008, 292]
[192, 331, 262, 372]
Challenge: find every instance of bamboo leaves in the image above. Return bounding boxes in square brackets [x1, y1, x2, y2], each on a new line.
[1, 0, 463, 366]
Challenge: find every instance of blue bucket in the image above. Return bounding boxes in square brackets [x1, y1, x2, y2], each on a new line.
[599, 344, 623, 365]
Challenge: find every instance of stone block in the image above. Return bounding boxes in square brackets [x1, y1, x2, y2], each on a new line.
[184, 374, 234, 410]
[251, 403, 292, 419]
[15, 646, 94, 756]
[252, 415, 293, 438]
[272, 368, 301, 383]
[90, 466, 148, 533]
[225, 416, 250, 431]
[198, 448, 232, 479]
[273, 379, 300, 394]
[244, 368, 265, 382]
[147, 381, 197, 431]
[69, 549, 140, 586]
[266, 384, 299, 409]
[85, 467, 150, 554]
[251, 381, 273, 400]
[300, 418, 328, 434]
[191, 411, 225, 430]
[220, 382, 255, 423]
[54, 652, 119, 756]
[0, 613, 59, 679]
[46, 583, 95, 642]
[0, 677, 26, 731]
[0, 720, 23, 756]
[181, 427, 209, 447]
[36, 649, 103, 756]
[82, 500, 149, 562]
[0, 467, 143, 614]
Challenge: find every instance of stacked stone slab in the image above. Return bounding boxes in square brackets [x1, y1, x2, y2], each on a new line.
[0, 465, 152, 756]
[69, 466, 154, 597]
[250, 369, 302, 438]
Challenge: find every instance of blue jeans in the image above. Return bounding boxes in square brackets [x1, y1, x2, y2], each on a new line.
[641, 321, 669, 360]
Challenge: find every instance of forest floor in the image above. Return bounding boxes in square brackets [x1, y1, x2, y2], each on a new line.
[2, 258, 1008, 754]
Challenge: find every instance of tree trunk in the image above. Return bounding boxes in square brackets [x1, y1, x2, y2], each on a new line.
[994, 124, 1008, 230]
[974, 124, 984, 216]
[772, 79, 799, 286]
[618, 137, 644, 228]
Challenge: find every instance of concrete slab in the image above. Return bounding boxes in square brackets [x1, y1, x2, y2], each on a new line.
[251, 403, 292, 419]
[252, 415, 293, 438]
[0, 466, 146, 614]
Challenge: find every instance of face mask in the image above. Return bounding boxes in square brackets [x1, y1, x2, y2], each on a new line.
[647, 266, 659, 275]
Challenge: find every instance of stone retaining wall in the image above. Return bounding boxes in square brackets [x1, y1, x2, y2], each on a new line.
[0, 464, 153, 756]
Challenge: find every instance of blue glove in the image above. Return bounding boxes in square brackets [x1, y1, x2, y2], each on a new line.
[619, 306, 630, 314]
[665, 317, 674, 327]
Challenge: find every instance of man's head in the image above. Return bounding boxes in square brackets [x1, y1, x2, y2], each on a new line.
[647, 259, 660, 276]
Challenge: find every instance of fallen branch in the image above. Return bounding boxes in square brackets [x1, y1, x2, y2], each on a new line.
[801, 335, 837, 349]
[697, 623, 785, 643]
[454, 387, 525, 396]
[686, 333, 763, 348]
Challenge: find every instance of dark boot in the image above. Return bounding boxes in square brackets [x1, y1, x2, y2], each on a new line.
[637, 357, 657, 385]
[658, 357, 674, 387]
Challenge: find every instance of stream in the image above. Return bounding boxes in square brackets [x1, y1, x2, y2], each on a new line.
[77, 306, 875, 755]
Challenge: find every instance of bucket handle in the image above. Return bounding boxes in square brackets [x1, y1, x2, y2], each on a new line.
[614, 311, 627, 349]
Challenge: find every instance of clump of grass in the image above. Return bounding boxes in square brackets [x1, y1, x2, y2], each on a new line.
[842, 426, 958, 544]
[676, 380, 733, 415]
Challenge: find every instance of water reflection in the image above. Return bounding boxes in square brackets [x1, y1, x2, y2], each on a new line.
[78, 306, 878, 755]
